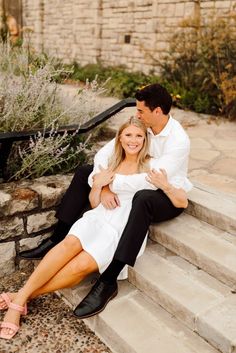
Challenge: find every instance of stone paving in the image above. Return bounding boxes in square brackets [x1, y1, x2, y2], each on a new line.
[0, 263, 111, 353]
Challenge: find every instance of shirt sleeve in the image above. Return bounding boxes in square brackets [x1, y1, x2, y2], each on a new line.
[150, 142, 190, 179]
[88, 139, 115, 186]
[111, 173, 157, 193]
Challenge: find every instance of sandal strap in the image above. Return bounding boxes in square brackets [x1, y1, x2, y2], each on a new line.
[8, 302, 25, 313]
[0, 293, 11, 307]
[1, 321, 19, 331]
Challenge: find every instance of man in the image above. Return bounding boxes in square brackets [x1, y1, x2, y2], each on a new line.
[20, 83, 192, 318]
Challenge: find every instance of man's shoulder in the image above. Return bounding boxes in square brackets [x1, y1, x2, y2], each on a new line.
[170, 117, 190, 141]
[95, 138, 115, 157]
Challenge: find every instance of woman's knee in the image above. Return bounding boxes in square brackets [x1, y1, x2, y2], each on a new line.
[70, 253, 97, 276]
[61, 235, 82, 252]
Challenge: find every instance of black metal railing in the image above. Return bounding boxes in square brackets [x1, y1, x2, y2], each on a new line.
[0, 98, 136, 180]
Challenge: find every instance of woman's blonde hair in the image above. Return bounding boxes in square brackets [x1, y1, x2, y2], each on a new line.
[108, 117, 150, 172]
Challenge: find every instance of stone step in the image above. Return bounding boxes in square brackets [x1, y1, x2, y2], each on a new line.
[58, 279, 219, 353]
[187, 185, 236, 235]
[150, 213, 236, 288]
[128, 243, 236, 353]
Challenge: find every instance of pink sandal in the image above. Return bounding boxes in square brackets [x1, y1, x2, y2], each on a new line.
[0, 302, 27, 340]
[0, 293, 27, 314]
[0, 293, 11, 310]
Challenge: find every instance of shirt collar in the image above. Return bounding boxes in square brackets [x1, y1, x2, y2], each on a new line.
[148, 115, 173, 137]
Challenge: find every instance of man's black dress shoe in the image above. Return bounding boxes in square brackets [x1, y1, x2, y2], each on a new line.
[19, 239, 56, 260]
[73, 279, 118, 319]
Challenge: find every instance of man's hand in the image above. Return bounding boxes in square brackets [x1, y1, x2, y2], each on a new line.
[92, 166, 114, 189]
[100, 185, 120, 209]
[146, 168, 170, 190]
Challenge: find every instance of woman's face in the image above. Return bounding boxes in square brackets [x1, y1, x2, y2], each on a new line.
[119, 125, 146, 156]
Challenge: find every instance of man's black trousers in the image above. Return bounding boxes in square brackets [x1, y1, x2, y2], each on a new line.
[54, 165, 184, 266]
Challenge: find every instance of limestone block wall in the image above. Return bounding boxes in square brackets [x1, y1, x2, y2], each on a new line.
[0, 174, 72, 277]
[21, 0, 235, 73]
[22, 0, 102, 63]
[99, 0, 198, 73]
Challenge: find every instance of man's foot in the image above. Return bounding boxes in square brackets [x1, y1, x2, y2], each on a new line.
[73, 279, 118, 319]
[19, 239, 56, 260]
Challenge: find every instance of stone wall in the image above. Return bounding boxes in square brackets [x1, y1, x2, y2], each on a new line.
[0, 174, 72, 277]
[20, 0, 235, 73]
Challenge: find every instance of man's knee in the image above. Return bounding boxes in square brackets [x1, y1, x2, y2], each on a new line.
[130, 190, 158, 218]
[74, 164, 93, 182]
[133, 189, 156, 205]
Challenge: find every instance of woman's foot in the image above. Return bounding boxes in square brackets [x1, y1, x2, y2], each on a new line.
[0, 301, 26, 340]
[0, 293, 16, 310]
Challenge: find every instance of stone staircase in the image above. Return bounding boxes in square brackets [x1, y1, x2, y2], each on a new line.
[58, 184, 236, 353]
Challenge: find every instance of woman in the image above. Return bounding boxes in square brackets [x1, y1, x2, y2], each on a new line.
[0, 117, 188, 339]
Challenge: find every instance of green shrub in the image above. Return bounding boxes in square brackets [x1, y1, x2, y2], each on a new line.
[68, 63, 154, 98]
[67, 16, 236, 119]
[160, 14, 236, 118]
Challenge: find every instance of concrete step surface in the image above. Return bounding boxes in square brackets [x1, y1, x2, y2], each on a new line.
[150, 212, 236, 288]
[57, 191, 236, 353]
[187, 185, 236, 235]
[59, 279, 219, 353]
[128, 243, 236, 353]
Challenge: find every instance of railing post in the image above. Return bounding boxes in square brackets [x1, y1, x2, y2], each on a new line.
[0, 141, 13, 180]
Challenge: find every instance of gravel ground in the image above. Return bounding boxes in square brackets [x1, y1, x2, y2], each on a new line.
[0, 264, 111, 353]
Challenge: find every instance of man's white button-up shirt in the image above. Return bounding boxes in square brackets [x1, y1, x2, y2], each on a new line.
[89, 116, 192, 192]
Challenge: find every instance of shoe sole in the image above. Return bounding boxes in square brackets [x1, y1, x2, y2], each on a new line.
[18, 255, 43, 260]
[73, 288, 118, 319]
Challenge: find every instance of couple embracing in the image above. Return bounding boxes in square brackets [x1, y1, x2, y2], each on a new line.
[0, 83, 192, 340]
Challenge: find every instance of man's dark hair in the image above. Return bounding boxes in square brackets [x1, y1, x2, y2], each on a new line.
[135, 83, 172, 115]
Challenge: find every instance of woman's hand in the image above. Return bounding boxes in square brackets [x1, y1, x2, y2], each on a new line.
[93, 165, 115, 189]
[146, 168, 170, 191]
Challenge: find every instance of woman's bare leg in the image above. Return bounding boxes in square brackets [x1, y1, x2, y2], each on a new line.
[31, 250, 98, 298]
[0, 251, 98, 305]
[1, 234, 83, 336]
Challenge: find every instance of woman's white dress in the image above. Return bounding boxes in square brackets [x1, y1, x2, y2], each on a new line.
[68, 172, 156, 279]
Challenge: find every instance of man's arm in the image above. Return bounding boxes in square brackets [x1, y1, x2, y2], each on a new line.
[88, 138, 115, 187]
[88, 138, 120, 209]
[150, 143, 190, 179]
[111, 138, 190, 189]
[146, 168, 188, 208]
[89, 167, 115, 208]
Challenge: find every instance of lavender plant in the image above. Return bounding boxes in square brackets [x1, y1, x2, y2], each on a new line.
[0, 41, 107, 180]
[10, 125, 90, 180]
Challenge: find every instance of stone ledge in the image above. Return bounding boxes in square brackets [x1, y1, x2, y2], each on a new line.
[0, 241, 16, 276]
[0, 174, 72, 277]
[0, 174, 72, 217]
